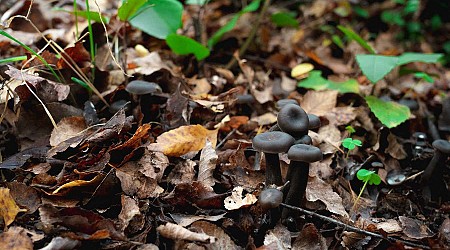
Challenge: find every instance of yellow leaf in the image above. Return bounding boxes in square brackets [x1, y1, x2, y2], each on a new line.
[148, 125, 218, 157]
[291, 63, 314, 78]
[0, 188, 26, 228]
[52, 175, 104, 195]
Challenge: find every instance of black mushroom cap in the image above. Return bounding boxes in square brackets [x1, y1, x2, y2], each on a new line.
[294, 135, 312, 145]
[288, 144, 323, 163]
[125, 80, 162, 95]
[252, 131, 295, 154]
[432, 139, 450, 154]
[259, 188, 283, 210]
[277, 99, 298, 110]
[277, 104, 309, 138]
[307, 114, 321, 130]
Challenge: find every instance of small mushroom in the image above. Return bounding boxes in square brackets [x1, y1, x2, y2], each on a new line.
[125, 80, 162, 95]
[276, 99, 298, 110]
[294, 134, 312, 145]
[386, 170, 406, 185]
[259, 188, 283, 210]
[282, 144, 322, 227]
[421, 139, 450, 184]
[307, 114, 321, 130]
[252, 131, 295, 186]
[277, 104, 309, 138]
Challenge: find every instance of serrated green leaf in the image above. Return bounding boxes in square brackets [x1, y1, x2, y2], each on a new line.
[207, 0, 261, 48]
[129, 0, 182, 39]
[118, 0, 147, 21]
[365, 96, 411, 128]
[271, 12, 298, 28]
[166, 34, 210, 60]
[356, 54, 399, 83]
[337, 25, 376, 54]
[298, 70, 359, 94]
[397, 53, 443, 65]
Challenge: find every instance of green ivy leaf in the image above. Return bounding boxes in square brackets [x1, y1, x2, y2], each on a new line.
[356, 54, 399, 83]
[356, 169, 381, 185]
[166, 34, 210, 60]
[208, 0, 261, 48]
[337, 25, 376, 54]
[270, 12, 298, 28]
[129, 0, 182, 39]
[118, 0, 147, 21]
[365, 96, 411, 128]
[298, 70, 359, 94]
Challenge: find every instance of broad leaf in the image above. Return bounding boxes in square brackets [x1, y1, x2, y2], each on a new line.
[356, 55, 398, 83]
[298, 70, 359, 94]
[397, 53, 443, 65]
[337, 25, 375, 54]
[271, 12, 298, 28]
[118, 0, 147, 21]
[129, 0, 182, 39]
[166, 34, 210, 60]
[365, 96, 411, 128]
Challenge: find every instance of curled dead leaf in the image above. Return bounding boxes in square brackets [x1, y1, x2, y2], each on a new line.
[157, 222, 215, 243]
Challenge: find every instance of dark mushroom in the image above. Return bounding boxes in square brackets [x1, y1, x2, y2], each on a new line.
[398, 98, 419, 111]
[307, 114, 321, 130]
[109, 100, 131, 114]
[294, 134, 312, 145]
[252, 131, 295, 186]
[259, 188, 283, 210]
[421, 139, 450, 184]
[276, 99, 298, 110]
[282, 144, 322, 228]
[125, 80, 162, 95]
[277, 104, 309, 138]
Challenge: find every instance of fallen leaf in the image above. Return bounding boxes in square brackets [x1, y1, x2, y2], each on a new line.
[292, 223, 328, 250]
[264, 224, 291, 249]
[148, 125, 218, 157]
[250, 112, 277, 126]
[52, 174, 104, 195]
[306, 176, 349, 217]
[0, 226, 33, 250]
[157, 222, 215, 243]
[49, 117, 87, 147]
[191, 221, 238, 249]
[0, 188, 27, 227]
[399, 216, 433, 239]
[170, 213, 226, 227]
[118, 195, 144, 232]
[167, 159, 197, 186]
[198, 141, 218, 190]
[386, 133, 407, 160]
[300, 90, 338, 116]
[224, 186, 257, 210]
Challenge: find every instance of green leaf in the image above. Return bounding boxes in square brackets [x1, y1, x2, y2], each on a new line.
[270, 12, 298, 28]
[337, 25, 376, 54]
[186, 0, 207, 5]
[365, 96, 411, 128]
[352, 6, 369, 18]
[381, 10, 405, 26]
[166, 34, 210, 60]
[414, 72, 434, 83]
[207, 0, 261, 48]
[298, 70, 359, 94]
[54, 8, 109, 23]
[342, 138, 362, 150]
[356, 54, 399, 83]
[397, 53, 443, 65]
[118, 0, 147, 21]
[129, 0, 183, 39]
[345, 126, 356, 135]
[356, 169, 381, 185]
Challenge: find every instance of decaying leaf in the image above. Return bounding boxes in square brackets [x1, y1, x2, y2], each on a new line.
[224, 186, 257, 210]
[49, 116, 87, 147]
[147, 125, 218, 157]
[264, 224, 291, 249]
[198, 141, 218, 190]
[292, 223, 328, 250]
[118, 195, 144, 232]
[306, 176, 349, 218]
[0, 188, 27, 227]
[0, 226, 33, 250]
[300, 90, 338, 116]
[157, 222, 215, 243]
[170, 213, 226, 227]
[191, 221, 238, 249]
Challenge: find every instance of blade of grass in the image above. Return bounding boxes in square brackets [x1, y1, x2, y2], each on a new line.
[85, 0, 96, 80]
[0, 55, 27, 64]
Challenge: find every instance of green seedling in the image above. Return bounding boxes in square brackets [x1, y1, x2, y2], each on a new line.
[342, 137, 362, 158]
[71, 76, 92, 94]
[353, 169, 381, 210]
[345, 125, 356, 135]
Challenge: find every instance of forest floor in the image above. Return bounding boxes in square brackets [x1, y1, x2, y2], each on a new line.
[0, 0, 449, 249]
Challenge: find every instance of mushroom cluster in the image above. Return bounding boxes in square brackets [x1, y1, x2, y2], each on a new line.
[252, 102, 323, 228]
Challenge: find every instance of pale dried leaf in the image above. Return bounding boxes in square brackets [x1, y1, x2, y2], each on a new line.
[374, 219, 402, 233]
[118, 195, 141, 231]
[281, 72, 297, 92]
[292, 223, 328, 250]
[50, 117, 87, 147]
[399, 216, 433, 239]
[198, 141, 217, 190]
[0, 226, 33, 250]
[167, 159, 196, 186]
[310, 125, 342, 154]
[188, 77, 212, 95]
[264, 224, 291, 249]
[301, 90, 338, 116]
[157, 222, 215, 243]
[325, 107, 357, 126]
[224, 186, 257, 210]
[191, 221, 238, 249]
[306, 176, 349, 217]
[251, 112, 277, 126]
[170, 213, 226, 227]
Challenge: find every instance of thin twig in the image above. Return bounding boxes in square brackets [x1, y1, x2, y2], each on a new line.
[225, 0, 271, 69]
[280, 203, 431, 249]
[216, 128, 237, 149]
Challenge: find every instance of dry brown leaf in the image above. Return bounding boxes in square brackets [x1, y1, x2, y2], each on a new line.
[157, 222, 215, 243]
[170, 213, 226, 227]
[374, 219, 402, 233]
[50, 116, 87, 147]
[292, 223, 328, 250]
[0, 226, 33, 250]
[0, 188, 27, 227]
[386, 133, 407, 160]
[198, 141, 217, 190]
[306, 176, 349, 217]
[52, 174, 104, 195]
[301, 90, 338, 116]
[167, 160, 196, 186]
[399, 216, 434, 240]
[325, 107, 357, 126]
[251, 112, 277, 126]
[188, 77, 212, 95]
[147, 125, 218, 157]
[224, 186, 257, 210]
[263, 224, 291, 249]
[310, 125, 342, 155]
[220, 116, 249, 132]
[118, 195, 143, 232]
[190, 221, 238, 249]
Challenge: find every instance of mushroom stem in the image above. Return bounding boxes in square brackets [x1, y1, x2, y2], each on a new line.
[282, 161, 309, 224]
[422, 141, 449, 184]
[265, 153, 283, 186]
